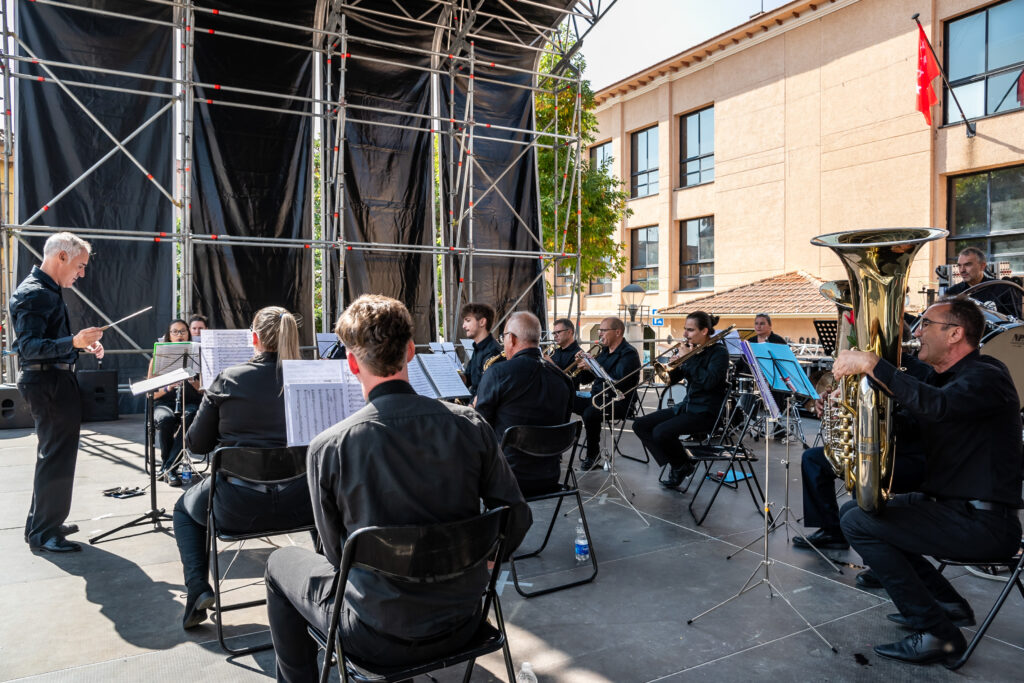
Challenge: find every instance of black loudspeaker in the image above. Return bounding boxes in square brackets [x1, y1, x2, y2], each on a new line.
[77, 370, 119, 422]
[1, 384, 35, 429]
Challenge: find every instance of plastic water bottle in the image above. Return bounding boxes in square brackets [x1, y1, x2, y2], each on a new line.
[516, 661, 538, 683]
[180, 469, 192, 485]
[574, 519, 589, 563]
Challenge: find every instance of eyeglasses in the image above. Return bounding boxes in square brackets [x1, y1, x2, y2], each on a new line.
[502, 331, 516, 341]
[598, 328, 615, 333]
[918, 317, 960, 330]
[552, 329, 569, 335]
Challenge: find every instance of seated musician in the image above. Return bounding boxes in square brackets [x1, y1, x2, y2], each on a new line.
[475, 311, 574, 496]
[633, 311, 729, 488]
[835, 298, 1021, 665]
[151, 318, 202, 486]
[945, 246, 1021, 317]
[461, 302, 502, 397]
[549, 317, 582, 379]
[171, 306, 314, 631]
[752, 313, 786, 344]
[572, 317, 641, 471]
[187, 313, 208, 340]
[264, 295, 531, 682]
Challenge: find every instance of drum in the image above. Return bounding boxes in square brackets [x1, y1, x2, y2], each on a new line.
[659, 383, 687, 410]
[734, 376, 756, 396]
[980, 322, 1024, 403]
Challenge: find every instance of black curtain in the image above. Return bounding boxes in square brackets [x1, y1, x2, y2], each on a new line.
[189, 0, 315, 340]
[17, 0, 175, 413]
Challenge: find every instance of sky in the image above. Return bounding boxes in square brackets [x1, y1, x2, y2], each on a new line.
[579, 0, 792, 91]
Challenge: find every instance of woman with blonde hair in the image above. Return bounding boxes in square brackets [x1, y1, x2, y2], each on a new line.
[171, 306, 311, 630]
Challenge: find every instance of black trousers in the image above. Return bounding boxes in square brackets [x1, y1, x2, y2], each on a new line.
[19, 369, 81, 546]
[265, 547, 479, 683]
[153, 403, 198, 472]
[574, 395, 629, 458]
[632, 407, 715, 468]
[800, 446, 927, 532]
[840, 493, 1021, 634]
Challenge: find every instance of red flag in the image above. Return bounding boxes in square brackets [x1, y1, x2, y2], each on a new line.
[1017, 68, 1024, 107]
[916, 24, 941, 125]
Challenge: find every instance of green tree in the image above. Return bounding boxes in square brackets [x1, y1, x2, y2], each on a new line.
[536, 39, 630, 293]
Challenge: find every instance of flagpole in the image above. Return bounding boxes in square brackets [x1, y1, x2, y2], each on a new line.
[912, 14, 976, 138]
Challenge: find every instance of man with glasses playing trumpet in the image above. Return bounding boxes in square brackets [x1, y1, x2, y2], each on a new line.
[571, 317, 641, 471]
[633, 311, 730, 488]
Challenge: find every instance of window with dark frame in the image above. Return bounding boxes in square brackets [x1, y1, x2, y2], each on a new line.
[679, 106, 714, 188]
[630, 126, 659, 198]
[631, 225, 659, 290]
[679, 216, 714, 291]
[944, 0, 1024, 123]
[554, 262, 574, 297]
[590, 141, 613, 170]
[588, 256, 613, 295]
[947, 164, 1024, 272]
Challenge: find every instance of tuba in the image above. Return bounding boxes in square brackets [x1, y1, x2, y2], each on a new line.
[812, 228, 946, 512]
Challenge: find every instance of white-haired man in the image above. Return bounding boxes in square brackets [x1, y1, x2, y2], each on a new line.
[10, 232, 104, 552]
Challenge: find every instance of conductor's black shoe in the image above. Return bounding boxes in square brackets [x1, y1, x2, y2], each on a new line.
[59, 523, 80, 537]
[792, 528, 849, 550]
[183, 590, 216, 630]
[887, 602, 975, 630]
[873, 630, 966, 665]
[856, 568, 883, 589]
[30, 537, 82, 553]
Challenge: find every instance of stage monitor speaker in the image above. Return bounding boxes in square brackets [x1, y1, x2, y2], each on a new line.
[1, 384, 34, 429]
[78, 370, 119, 422]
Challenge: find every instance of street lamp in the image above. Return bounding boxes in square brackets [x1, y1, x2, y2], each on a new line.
[621, 283, 646, 323]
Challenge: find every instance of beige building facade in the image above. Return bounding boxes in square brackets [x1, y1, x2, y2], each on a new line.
[550, 0, 1024, 344]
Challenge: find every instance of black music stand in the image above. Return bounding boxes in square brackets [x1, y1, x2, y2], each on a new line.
[89, 368, 190, 544]
[813, 319, 839, 357]
[150, 344, 201, 482]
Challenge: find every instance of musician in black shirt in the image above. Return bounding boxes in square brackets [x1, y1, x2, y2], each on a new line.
[944, 247, 1021, 317]
[572, 317, 641, 471]
[460, 301, 501, 397]
[633, 312, 730, 488]
[836, 298, 1022, 665]
[264, 295, 530, 682]
[549, 317, 583, 383]
[476, 311, 574, 495]
[151, 318, 202, 486]
[10, 232, 104, 553]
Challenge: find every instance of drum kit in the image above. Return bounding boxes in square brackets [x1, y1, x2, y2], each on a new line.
[976, 307, 1024, 403]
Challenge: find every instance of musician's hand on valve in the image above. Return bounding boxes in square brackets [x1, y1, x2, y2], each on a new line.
[832, 349, 880, 380]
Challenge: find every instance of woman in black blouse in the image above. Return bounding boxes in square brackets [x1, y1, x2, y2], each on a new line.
[171, 306, 314, 630]
[152, 319, 202, 486]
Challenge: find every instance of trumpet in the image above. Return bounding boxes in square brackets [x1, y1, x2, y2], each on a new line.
[568, 343, 602, 378]
[651, 325, 735, 385]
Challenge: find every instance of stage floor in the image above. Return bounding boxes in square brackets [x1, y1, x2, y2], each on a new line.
[2, 401, 1022, 682]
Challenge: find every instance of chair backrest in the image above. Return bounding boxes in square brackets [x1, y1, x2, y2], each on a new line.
[499, 421, 581, 460]
[211, 446, 308, 484]
[341, 507, 510, 583]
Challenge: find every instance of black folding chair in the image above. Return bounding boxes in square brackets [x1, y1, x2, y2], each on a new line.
[616, 390, 650, 463]
[501, 421, 597, 597]
[206, 446, 315, 655]
[308, 507, 516, 683]
[935, 544, 1024, 670]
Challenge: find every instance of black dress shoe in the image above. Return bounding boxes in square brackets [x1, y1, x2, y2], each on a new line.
[856, 568, 883, 589]
[887, 602, 975, 629]
[660, 461, 695, 488]
[59, 523, 80, 537]
[30, 537, 82, 553]
[873, 630, 966, 665]
[167, 474, 183, 488]
[579, 456, 600, 472]
[792, 528, 849, 550]
[183, 589, 216, 630]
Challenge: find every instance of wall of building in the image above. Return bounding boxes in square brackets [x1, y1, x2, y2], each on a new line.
[549, 0, 1024, 340]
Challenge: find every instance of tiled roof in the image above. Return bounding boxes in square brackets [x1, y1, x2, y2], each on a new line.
[660, 271, 835, 317]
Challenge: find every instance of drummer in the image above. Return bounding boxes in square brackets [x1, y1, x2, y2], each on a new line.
[945, 247, 1021, 318]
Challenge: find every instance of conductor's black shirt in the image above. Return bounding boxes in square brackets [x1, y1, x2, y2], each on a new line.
[9, 266, 78, 368]
[307, 380, 531, 641]
[465, 334, 501, 396]
[475, 347, 574, 486]
[873, 350, 1023, 506]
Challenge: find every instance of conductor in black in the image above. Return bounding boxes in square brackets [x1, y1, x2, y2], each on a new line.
[10, 232, 105, 553]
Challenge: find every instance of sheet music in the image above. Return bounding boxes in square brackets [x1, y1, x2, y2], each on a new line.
[282, 359, 344, 384]
[130, 367, 192, 395]
[429, 341, 464, 372]
[316, 332, 342, 359]
[418, 353, 471, 399]
[283, 360, 365, 446]
[198, 330, 254, 390]
[459, 338, 474, 359]
[407, 356, 439, 399]
[151, 342, 200, 377]
[741, 340, 781, 420]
